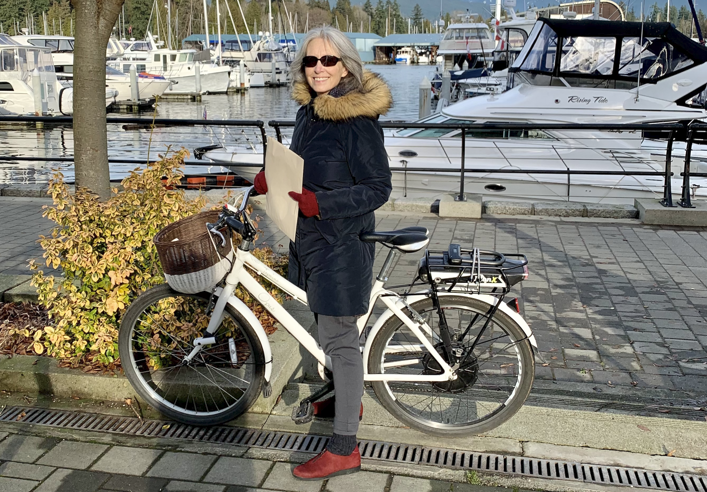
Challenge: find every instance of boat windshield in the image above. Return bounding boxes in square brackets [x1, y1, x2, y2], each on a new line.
[399, 117, 472, 138]
[443, 28, 490, 41]
[509, 18, 707, 89]
[396, 114, 451, 136]
[106, 65, 126, 76]
[129, 42, 150, 52]
[28, 38, 74, 53]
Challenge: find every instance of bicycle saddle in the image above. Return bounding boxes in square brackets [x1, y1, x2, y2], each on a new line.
[360, 226, 430, 252]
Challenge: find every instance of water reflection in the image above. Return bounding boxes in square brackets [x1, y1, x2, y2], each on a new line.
[0, 64, 434, 185]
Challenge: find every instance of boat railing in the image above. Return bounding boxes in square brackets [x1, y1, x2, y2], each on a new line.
[270, 119, 705, 206]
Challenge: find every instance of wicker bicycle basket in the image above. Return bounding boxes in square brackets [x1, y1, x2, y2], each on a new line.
[154, 210, 233, 294]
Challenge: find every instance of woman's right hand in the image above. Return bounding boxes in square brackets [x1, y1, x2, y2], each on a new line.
[254, 171, 268, 194]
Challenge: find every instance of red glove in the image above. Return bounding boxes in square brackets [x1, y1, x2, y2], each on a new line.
[253, 171, 267, 194]
[288, 188, 320, 218]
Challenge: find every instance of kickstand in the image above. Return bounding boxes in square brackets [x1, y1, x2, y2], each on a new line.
[291, 380, 335, 425]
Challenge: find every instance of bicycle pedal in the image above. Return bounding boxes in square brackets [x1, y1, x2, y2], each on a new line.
[291, 401, 314, 425]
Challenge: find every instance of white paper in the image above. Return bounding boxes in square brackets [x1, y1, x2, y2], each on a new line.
[264, 136, 304, 241]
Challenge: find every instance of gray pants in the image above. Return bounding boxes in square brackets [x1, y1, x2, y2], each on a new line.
[317, 314, 364, 436]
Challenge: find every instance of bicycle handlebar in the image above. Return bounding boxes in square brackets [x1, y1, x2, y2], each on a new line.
[207, 185, 256, 239]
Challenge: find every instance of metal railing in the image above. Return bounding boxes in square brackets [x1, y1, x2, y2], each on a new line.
[0, 115, 267, 184]
[1, 114, 706, 207]
[270, 119, 704, 206]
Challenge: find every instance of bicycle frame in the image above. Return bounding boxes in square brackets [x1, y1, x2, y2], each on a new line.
[185, 245, 458, 385]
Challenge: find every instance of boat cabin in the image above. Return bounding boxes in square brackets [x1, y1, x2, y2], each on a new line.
[509, 17, 707, 97]
[438, 16, 495, 70]
[13, 34, 74, 75]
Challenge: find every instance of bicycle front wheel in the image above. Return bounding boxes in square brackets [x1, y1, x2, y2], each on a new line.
[119, 284, 266, 426]
[368, 295, 534, 436]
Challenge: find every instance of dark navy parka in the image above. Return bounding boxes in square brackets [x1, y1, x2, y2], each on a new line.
[287, 71, 393, 316]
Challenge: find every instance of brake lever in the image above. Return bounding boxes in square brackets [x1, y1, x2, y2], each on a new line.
[206, 222, 227, 248]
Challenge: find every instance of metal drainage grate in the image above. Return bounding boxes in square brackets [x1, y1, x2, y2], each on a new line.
[1, 405, 705, 491]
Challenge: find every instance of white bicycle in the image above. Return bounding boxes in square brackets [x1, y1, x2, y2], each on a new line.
[118, 187, 538, 436]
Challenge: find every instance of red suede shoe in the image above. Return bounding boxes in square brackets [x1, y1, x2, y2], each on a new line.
[292, 446, 361, 480]
[312, 396, 364, 420]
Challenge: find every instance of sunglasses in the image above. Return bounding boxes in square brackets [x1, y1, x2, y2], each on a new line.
[302, 55, 341, 68]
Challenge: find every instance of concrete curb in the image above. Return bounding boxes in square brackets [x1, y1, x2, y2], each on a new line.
[239, 192, 641, 220]
[276, 382, 707, 464]
[0, 274, 35, 302]
[0, 298, 312, 417]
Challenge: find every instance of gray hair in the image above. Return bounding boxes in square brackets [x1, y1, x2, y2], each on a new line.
[290, 26, 364, 92]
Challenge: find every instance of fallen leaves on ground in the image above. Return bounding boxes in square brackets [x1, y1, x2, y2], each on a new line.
[0, 302, 49, 355]
[667, 450, 676, 457]
[637, 424, 651, 432]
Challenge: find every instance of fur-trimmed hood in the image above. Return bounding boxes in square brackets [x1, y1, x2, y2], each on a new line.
[291, 70, 392, 121]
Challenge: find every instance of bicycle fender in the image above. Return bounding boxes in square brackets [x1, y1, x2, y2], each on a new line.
[362, 292, 537, 373]
[222, 293, 273, 384]
[473, 294, 538, 349]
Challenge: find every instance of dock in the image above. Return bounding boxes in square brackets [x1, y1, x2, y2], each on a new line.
[158, 92, 202, 102]
[108, 98, 157, 113]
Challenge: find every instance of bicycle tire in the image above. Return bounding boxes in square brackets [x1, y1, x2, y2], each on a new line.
[368, 295, 534, 436]
[119, 284, 266, 426]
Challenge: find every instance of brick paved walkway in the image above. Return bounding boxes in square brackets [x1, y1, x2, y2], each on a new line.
[0, 430, 519, 492]
[2, 195, 706, 405]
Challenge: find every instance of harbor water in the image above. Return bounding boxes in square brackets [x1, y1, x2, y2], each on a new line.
[0, 65, 435, 186]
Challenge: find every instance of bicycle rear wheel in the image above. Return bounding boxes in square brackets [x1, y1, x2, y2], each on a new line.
[119, 284, 265, 426]
[368, 295, 534, 436]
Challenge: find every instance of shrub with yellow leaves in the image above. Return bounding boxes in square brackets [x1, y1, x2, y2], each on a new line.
[30, 149, 206, 365]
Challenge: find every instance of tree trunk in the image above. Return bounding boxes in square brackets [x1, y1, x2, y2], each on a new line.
[71, 0, 124, 201]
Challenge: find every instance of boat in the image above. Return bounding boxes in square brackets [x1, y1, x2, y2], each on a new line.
[0, 34, 62, 115]
[104, 65, 172, 100]
[436, 14, 495, 71]
[0, 34, 117, 115]
[13, 34, 173, 100]
[221, 32, 289, 87]
[458, 12, 537, 98]
[395, 47, 415, 64]
[109, 32, 231, 94]
[197, 18, 707, 204]
[393, 17, 707, 203]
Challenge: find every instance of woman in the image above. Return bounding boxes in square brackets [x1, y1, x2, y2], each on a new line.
[253, 26, 392, 480]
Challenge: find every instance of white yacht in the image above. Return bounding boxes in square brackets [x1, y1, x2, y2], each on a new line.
[395, 47, 415, 64]
[459, 13, 537, 97]
[0, 34, 116, 115]
[391, 18, 707, 202]
[14, 34, 172, 100]
[437, 15, 495, 70]
[0, 34, 61, 115]
[198, 18, 707, 204]
[110, 33, 231, 94]
[221, 32, 289, 87]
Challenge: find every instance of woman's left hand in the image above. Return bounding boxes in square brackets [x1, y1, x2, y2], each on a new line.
[289, 188, 320, 218]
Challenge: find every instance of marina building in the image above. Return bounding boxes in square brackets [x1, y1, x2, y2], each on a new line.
[373, 34, 443, 64]
[181, 32, 381, 63]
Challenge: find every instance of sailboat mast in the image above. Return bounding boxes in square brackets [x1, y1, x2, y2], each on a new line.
[224, 0, 245, 52]
[167, 0, 172, 49]
[216, 0, 223, 65]
[269, 0, 273, 34]
[202, 0, 210, 52]
[235, 0, 254, 45]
